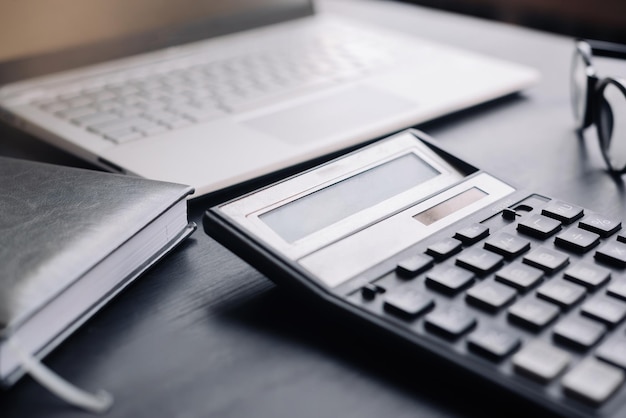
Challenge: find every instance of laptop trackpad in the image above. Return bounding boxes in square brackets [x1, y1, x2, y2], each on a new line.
[243, 86, 415, 144]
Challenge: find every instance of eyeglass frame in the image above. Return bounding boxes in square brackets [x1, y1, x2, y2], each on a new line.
[572, 39, 626, 174]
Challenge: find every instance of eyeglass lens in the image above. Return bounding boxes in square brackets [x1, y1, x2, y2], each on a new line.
[598, 82, 626, 172]
[571, 48, 589, 126]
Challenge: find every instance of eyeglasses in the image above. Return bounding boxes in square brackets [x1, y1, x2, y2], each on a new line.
[571, 39, 626, 174]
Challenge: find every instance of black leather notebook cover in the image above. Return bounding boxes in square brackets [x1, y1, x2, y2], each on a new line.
[0, 157, 194, 384]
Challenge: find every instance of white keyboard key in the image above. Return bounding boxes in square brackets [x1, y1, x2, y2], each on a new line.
[104, 128, 143, 144]
[72, 112, 119, 127]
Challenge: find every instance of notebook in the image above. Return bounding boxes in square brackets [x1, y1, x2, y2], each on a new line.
[0, 156, 194, 391]
[0, 0, 539, 197]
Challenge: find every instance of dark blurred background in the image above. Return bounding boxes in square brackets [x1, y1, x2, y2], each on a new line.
[399, 0, 626, 44]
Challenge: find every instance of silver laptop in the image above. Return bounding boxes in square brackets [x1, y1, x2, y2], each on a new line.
[0, 0, 538, 197]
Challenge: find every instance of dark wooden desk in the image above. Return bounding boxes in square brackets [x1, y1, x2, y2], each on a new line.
[2, 1, 625, 416]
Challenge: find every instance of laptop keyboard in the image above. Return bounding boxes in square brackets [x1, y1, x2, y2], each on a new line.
[352, 195, 626, 410]
[31, 28, 397, 145]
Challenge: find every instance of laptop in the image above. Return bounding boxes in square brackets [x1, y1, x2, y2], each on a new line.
[0, 0, 539, 197]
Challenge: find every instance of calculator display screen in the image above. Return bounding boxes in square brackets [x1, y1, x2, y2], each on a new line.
[260, 153, 440, 243]
[413, 187, 487, 226]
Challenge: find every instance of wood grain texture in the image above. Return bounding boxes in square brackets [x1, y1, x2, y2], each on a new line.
[1, 0, 623, 416]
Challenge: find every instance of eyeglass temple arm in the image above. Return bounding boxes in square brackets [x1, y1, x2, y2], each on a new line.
[585, 39, 626, 60]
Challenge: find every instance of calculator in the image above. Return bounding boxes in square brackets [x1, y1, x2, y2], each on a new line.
[203, 129, 626, 418]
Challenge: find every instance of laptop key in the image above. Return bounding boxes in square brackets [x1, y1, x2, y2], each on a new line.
[104, 128, 143, 144]
[562, 358, 624, 405]
[512, 339, 570, 382]
[72, 111, 119, 127]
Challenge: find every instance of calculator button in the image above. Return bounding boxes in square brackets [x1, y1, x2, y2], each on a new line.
[541, 200, 584, 224]
[562, 358, 624, 405]
[512, 339, 570, 382]
[425, 265, 475, 295]
[424, 305, 476, 338]
[361, 283, 381, 300]
[453, 223, 489, 245]
[554, 227, 600, 253]
[579, 214, 622, 238]
[595, 241, 626, 268]
[383, 287, 434, 319]
[467, 326, 521, 360]
[396, 254, 434, 278]
[517, 214, 562, 239]
[466, 280, 517, 312]
[455, 247, 503, 275]
[607, 277, 626, 300]
[495, 262, 544, 291]
[508, 298, 560, 330]
[426, 238, 463, 261]
[553, 315, 606, 349]
[618, 232, 626, 243]
[581, 295, 626, 326]
[536, 279, 586, 309]
[484, 232, 531, 259]
[563, 261, 610, 289]
[596, 335, 626, 369]
[522, 246, 569, 274]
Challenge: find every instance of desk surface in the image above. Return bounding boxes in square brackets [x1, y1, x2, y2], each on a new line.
[2, 1, 625, 416]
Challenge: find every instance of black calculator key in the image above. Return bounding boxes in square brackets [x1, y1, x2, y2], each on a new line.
[541, 200, 584, 224]
[424, 305, 476, 338]
[563, 261, 610, 289]
[361, 283, 380, 300]
[581, 295, 626, 326]
[508, 298, 560, 330]
[517, 214, 562, 239]
[618, 232, 626, 243]
[512, 340, 571, 383]
[426, 237, 463, 261]
[495, 262, 544, 291]
[454, 223, 489, 245]
[607, 277, 626, 301]
[466, 280, 517, 312]
[579, 214, 622, 238]
[425, 265, 475, 295]
[554, 227, 600, 253]
[536, 279, 586, 309]
[562, 358, 624, 405]
[383, 287, 434, 319]
[467, 326, 521, 361]
[597, 335, 626, 369]
[396, 254, 434, 278]
[552, 315, 606, 349]
[456, 247, 503, 275]
[484, 232, 531, 259]
[522, 246, 569, 274]
[595, 241, 626, 268]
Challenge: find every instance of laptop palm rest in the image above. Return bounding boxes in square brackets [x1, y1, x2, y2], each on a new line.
[243, 86, 416, 144]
